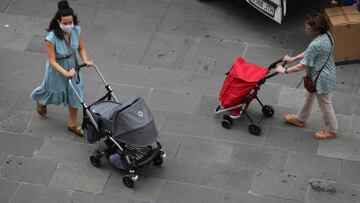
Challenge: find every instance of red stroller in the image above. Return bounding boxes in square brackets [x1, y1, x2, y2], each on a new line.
[214, 57, 286, 136]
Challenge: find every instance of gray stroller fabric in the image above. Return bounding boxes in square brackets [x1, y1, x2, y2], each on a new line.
[87, 97, 158, 146]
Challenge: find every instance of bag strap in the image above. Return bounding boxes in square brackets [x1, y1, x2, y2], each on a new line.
[313, 32, 333, 85]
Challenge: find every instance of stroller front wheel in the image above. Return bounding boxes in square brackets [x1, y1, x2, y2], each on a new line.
[222, 114, 233, 129]
[248, 124, 261, 136]
[262, 105, 275, 117]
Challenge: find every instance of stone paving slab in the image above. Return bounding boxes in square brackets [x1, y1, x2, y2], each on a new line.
[6, 0, 56, 18]
[148, 88, 202, 113]
[180, 71, 224, 97]
[10, 182, 72, 203]
[0, 152, 8, 168]
[340, 160, 360, 186]
[307, 179, 360, 203]
[264, 127, 319, 154]
[0, 0, 12, 13]
[317, 136, 360, 161]
[103, 172, 165, 202]
[284, 152, 343, 182]
[140, 158, 255, 193]
[49, 163, 110, 194]
[0, 155, 57, 184]
[156, 181, 250, 203]
[69, 0, 127, 11]
[160, 111, 216, 137]
[250, 168, 308, 202]
[176, 136, 234, 164]
[0, 177, 20, 203]
[34, 138, 94, 166]
[0, 132, 43, 157]
[0, 29, 33, 51]
[71, 191, 128, 203]
[229, 144, 289, 170]
[0, 110, 32, 133]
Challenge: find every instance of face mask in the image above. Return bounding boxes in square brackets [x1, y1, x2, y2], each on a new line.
[59, 23, 74, 33]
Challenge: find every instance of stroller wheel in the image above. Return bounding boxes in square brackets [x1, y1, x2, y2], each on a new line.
[248, 124, 261, 136]
[153, 157, 163, 166]
[123, 176, 135, 188]
[262, 105, 275, 117]
[90, 155, 101, 168]
[222, 114, 233, 129]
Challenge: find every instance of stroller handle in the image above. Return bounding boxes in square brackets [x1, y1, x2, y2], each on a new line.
[258, 60, 287, 85]
[265, 61, 287, 79]
[67, 63, 119, 105]
[75, 63, 88, 71]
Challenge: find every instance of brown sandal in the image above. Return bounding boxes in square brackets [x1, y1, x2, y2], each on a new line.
[313, 130, 337, 140]
[36, 101, 47, 117]
[68, 124, 84, 137]
[283, 114, 305, 127]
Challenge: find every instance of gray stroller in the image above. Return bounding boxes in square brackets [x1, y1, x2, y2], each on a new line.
[68, 64, 166, 188]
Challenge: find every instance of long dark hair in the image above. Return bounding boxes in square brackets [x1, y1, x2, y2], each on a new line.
[47, 0, 79, 40]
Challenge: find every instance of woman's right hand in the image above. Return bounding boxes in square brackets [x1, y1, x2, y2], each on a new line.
[65, 68, 76, 78]
[283, 55, 296, 63]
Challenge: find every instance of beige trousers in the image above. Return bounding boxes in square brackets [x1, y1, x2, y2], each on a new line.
[296, 91, 338, 132]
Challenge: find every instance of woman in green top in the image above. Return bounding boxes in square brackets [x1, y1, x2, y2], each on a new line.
[275, 12, 338, 139]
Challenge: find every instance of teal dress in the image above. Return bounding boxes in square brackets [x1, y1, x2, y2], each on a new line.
[31, 26, 84, 108]
[300, 32, 336, 94]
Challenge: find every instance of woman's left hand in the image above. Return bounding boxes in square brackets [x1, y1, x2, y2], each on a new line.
[275, 65, 286, 74]
[83, 59, 93, 67]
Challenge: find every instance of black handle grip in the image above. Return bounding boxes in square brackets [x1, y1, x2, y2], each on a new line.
[261, 61, 288, 82]
[75, 63, 87, 71]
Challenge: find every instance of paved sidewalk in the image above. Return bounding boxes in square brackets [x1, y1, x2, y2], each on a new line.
[1, 0, 360, 202]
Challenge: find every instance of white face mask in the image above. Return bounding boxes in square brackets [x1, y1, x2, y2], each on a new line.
[59, 23, 74, 33]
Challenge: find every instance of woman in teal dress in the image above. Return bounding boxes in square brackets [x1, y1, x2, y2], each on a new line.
[275, 12, 338, 140]
[31, 0, 93, 136]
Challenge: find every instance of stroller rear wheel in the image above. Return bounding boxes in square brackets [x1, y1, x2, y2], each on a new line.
[222, 114, 233, 129]
[90, 150, 102, 168]
[248, 124, 261, 136]
[123, 176, 135, 188]
[90, 155, 101, 168]
[262, 105, 275, 117]
[153, 157, 163, 166]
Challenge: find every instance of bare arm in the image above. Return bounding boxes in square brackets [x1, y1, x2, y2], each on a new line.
[275, 63, 307, 74]
[78, 35, 92, 66]
[283, 52, 305, 63]
[45, 41, 75, 77]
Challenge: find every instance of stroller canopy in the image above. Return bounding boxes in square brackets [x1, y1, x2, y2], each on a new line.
[229, 57, 269, 82]
[111, 97, 158, 146]
[88, 97, 158, 147]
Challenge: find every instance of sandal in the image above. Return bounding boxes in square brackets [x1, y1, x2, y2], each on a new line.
[36, 101, 47, 117]
[313, 130, 337, 140]
[283, 114, 305, 127]
[68, 124, 84, 137]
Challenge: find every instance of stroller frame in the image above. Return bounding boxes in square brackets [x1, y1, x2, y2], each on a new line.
[214, 58, 287, 136]
[68, 64, 166, 188]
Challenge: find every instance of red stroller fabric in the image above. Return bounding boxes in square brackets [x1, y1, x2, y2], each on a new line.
[219, 57, 269, 115]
